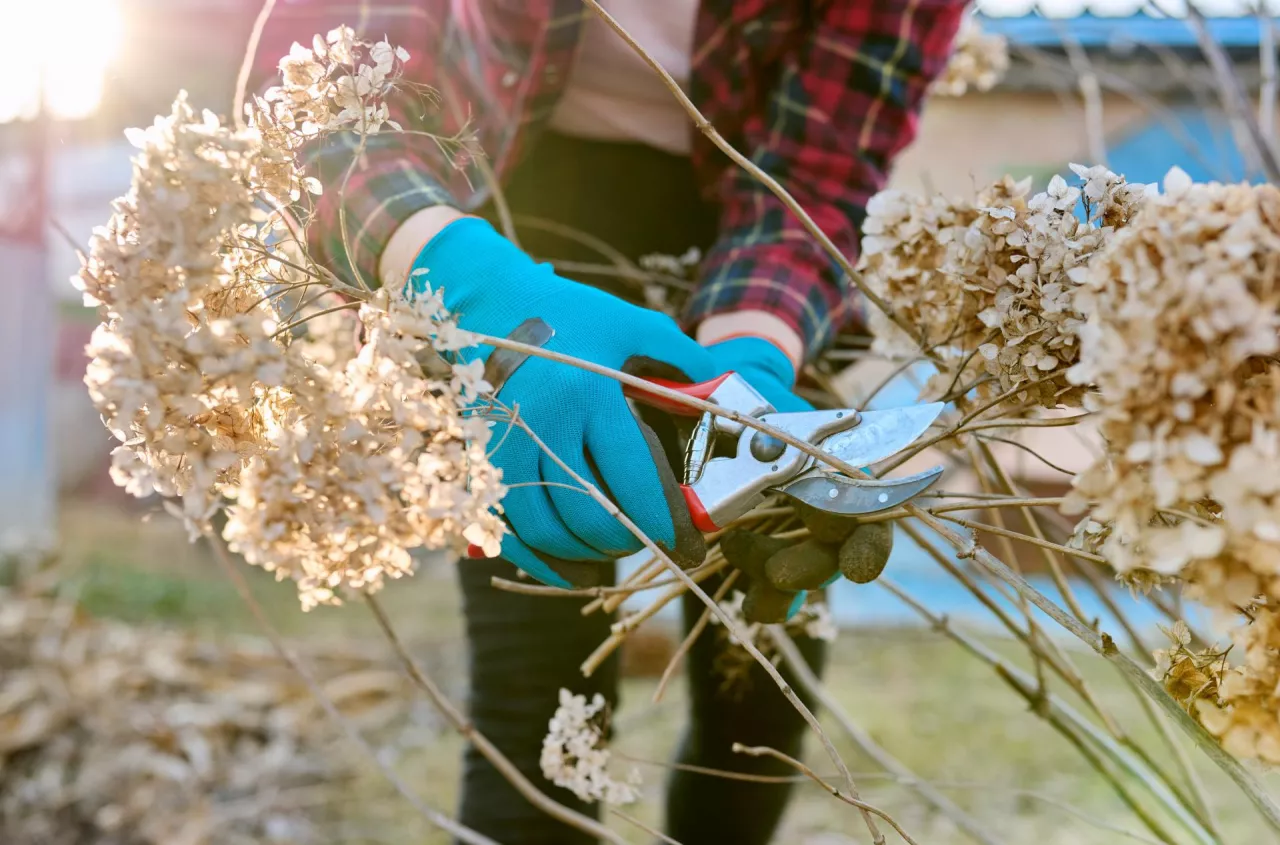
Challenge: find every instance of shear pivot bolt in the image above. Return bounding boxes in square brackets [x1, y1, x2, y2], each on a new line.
[750, 431, 787, 462]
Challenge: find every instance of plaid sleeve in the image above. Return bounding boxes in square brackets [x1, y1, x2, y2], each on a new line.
[248, 1, 459, 289]
[685, 0, 967, 359]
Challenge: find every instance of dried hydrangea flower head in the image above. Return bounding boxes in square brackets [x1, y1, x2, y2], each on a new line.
[861, 164, 1148, 413]
[79, 30, 505, 610]
[1195, 609, 1280, 765]
[931, 16, 1010, 97]
[1065, 169, 1280, 762]
[540, 689, 641, 805]
[78, 94, 291, 530]
[1066, 169, 1280, 582]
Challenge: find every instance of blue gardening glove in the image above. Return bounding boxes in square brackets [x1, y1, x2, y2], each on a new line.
[703, 336, 812, 413]
[407, 218, 715, 588]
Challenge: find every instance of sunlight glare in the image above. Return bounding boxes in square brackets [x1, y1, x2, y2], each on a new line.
[1, 0, 123, 122]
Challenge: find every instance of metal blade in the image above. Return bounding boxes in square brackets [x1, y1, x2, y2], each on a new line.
[774, 465, 944, 516]
[806, 401, 944, 471]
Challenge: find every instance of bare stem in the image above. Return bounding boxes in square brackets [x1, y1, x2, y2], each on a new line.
[906, 503, 1280, 833]
[653, 570, 740, 704]
[1184, 0, 1280, 181]
[578, 0, 931, 358]
[363, 593, 630, 845]
[1260, 7, 1277, 149]
[731, 744, 920, 845]
[1059, 25, 1108, 166]
[880, 577, 1217, 845]
[233, 0, 278, 128]
[767, 628, 1005, 845]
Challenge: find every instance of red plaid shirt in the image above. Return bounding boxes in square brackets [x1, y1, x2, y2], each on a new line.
[253, 0, 966, 358]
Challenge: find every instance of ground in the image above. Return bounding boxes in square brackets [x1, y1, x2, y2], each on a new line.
[44, 496, 1280, 845]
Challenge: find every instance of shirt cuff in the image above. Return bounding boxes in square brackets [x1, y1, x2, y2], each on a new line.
[683, 239, 858, 361]
[304, 133, 457, 291]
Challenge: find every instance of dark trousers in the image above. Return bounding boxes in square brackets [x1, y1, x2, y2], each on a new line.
[457, 132, 827, 844]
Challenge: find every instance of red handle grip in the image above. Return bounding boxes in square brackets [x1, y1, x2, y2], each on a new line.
[680, 485, 720, 532]
[622, 372, 733, 417]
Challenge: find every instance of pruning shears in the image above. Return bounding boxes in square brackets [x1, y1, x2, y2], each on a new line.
[470, 318, 945, 563]
[623, 372, 945, 532]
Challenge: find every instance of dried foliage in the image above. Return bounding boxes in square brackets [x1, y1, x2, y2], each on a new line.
[0, 587, 410, 845]
[68, 10, 1280, 833]
[1062, 171, 1280, 761]
[77, 28, 505, 610]
[1065, 171, 1280, 587]
[540, 689, 641, 806]
[931, 16, 1010, 97]
[861, 164, 1149, 410]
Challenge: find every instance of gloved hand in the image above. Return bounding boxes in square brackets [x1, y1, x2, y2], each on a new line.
[703, 335, 886, 622]
[406, 218, 714, 588]
[703, 336, 811, 413]
[720, 506, 895, 624]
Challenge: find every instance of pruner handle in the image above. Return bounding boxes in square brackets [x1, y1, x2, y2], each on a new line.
[624, 371, 777, 534]
[622, 372, 737, 417]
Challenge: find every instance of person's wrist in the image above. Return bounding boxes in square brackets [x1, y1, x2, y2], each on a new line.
[379, 205, 475, 290]
[695, 310, 804, 375]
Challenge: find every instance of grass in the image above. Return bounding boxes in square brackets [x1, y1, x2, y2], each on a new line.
[42, 497, 1280, 844]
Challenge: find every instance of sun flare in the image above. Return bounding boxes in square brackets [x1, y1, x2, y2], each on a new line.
[3, 0, 123, 121]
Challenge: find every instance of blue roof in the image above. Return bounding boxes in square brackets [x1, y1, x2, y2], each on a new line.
[977, 12, 1270, 47]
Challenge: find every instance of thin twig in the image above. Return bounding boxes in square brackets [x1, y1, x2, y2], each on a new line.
[1183, 0, 1280, 181]
[880, 577, 1216, 845]
[580, 558, 731, 676]
[609, 809, 683, 845]
[906, 503, 1280, 834]
[364, 593, 630, 845]
[731, 745, 920, 845]
[618, 754, 1166, 844]
[206, 535, 497, 845]
[508, 414, 888, 843]
[976, 441, 1095, 624]
[1059, 25, 1108, 166]
[578, 0, 930, 357]
[233, 0, 278, 129]
[936, 513, 1107, 565]
[489, 557, 722, 600]
[876, 374, 1062, 473]
[653, 570, 740, 703]
[1260, 7, 1277, 150]
[767, 628, 1005, 845]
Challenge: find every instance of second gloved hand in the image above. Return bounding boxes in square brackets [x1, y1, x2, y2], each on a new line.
[408, 218, 715, 588]
[720, 506, 895, 624]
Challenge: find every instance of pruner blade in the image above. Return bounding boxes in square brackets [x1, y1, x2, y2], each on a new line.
[775, 466, 944, 516]
[773, 401, 946, 516]
[802, 401, 944, 472]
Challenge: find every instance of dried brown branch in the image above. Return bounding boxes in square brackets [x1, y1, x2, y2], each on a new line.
[767, 628, 1006, 845]
[363, 593, 630, 845]
[905, 504, 1280, 833]
[578, 0, 932, 358]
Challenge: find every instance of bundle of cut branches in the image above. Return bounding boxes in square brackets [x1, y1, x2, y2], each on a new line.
[0, 583, 411, 845]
